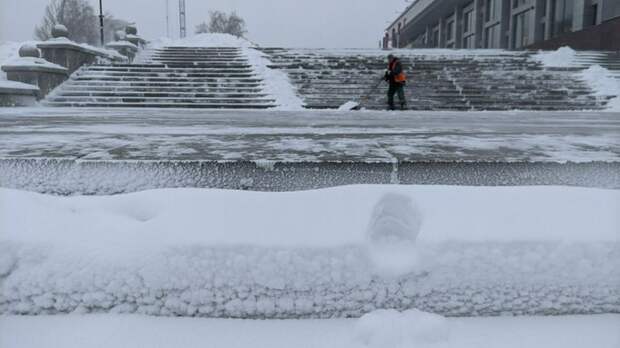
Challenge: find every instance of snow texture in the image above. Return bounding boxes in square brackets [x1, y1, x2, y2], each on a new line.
[1, 159, 618, 195]
[1, 186, 618, 318]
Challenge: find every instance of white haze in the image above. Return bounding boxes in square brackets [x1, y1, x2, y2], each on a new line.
[0, 0, 408, 48]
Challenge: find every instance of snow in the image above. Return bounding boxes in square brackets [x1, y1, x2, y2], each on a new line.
[1, 186, 618, 317]
[0, 314, 618, 348]
[355, 309, 449, 348]
[0, 80, 39, 91]
[532, 46, 578, 68]
[580, 65, 620, 111]
[338, 101, 360, 110]
[150, 33, 255, 49]
[1, 109, 617, 164]
[40, 37, 126, 61]
[0, 41, 22, 80]
[2, 57, 68, 72]
[244, 47, 305, 110]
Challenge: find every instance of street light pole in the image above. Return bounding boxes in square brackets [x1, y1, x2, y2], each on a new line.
[98, 0, 105, 46]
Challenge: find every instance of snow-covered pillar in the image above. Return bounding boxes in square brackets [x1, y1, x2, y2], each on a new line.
[1, 44, 68, 99]
[105, 30, 139, 62]
[125, 24, 147, 48]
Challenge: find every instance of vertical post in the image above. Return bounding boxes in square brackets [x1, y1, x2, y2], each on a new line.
[179, 0, 187, 38]
[166, 0, 170, 37]
[98, 0, 105, 46]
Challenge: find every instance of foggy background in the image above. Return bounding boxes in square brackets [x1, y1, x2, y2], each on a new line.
[0, 0, 408, 47]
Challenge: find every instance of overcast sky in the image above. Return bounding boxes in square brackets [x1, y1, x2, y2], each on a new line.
[0, 0, 408, 48]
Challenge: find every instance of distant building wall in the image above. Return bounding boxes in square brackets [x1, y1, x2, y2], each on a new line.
[383, 0, 620, 50]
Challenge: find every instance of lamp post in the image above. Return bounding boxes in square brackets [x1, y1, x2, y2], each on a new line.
[98, 0, 105, 46]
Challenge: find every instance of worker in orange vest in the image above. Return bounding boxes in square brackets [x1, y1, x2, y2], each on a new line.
[384, 54, 407, 110]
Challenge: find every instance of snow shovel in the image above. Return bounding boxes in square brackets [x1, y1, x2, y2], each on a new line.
[340, 77, 385, 111]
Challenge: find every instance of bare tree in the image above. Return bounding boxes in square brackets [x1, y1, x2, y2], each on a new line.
[196, 11, 247, 37]
[34, 0, 106, 45]
[104, 13, 131, 42]
[195, 21, 209, 34]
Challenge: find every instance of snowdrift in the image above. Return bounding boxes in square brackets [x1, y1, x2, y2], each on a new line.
[1, 186, 618, 318]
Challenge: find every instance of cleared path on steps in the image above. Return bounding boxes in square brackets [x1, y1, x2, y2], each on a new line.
[261, 48, 617, 110]
[0, 108, 618, 193]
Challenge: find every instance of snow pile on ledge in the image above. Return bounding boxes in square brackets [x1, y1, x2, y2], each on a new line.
[580, 65, 620, 111]
[151, 33, 255, 48]
[244, 47, 304, 110]
[2, 56, 67, 72]
[532, 46, 577, 68]
[1, 186, 618, 318]
[0, 80, 40, 90]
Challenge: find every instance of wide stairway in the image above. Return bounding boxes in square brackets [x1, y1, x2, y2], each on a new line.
[44, 47, 276, 108]
[261, 48, 612, 111]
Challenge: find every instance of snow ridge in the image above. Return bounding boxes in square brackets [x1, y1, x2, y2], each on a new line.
[1, 186, 618, 318]
[244, 47, 305, 110]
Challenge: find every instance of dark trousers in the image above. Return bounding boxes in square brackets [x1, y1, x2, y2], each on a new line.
[387, 83, 406, 110]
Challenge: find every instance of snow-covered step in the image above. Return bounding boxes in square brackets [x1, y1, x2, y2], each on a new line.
[260, 47, 611, 110]
[46, 46, 279, 109]
[42, 101, 276, 109]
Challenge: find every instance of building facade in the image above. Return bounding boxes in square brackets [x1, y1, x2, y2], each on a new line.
[383, 0, 620, 50]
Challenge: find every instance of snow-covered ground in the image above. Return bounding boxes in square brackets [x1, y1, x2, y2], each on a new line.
[1, 185, 618, 317]
[1, 313, 618, 348]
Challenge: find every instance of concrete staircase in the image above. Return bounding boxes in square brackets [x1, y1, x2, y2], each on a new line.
[260, 48, 612, 111]
[44, 47, 277, 108]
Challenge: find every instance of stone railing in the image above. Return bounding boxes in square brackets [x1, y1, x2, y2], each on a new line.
[1, 24, 145, 105]
[0, 44, 67, 104]
[37, 24, 126, 75]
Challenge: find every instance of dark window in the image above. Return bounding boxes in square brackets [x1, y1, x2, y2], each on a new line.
[464, 35, 475, 48]
[513, 0, 532, 9]
[485, 24, 501, 48]
[591, 4, 598, 26]
[432, 27, 440, 47]
[464, 9, 475, 33]
[553, 0, 574, 35]
[447, 20, 455, 41]
[513, 9, 534, 48]
[486, 0, 502, 22]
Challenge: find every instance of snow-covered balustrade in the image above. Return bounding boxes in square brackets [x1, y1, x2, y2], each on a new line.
[261, 48, 617, 111]
[1, 186, 618, 318]
[37, 25, 126, 76]
[1, 43, 67, 98]
[45, 37, 278, 108]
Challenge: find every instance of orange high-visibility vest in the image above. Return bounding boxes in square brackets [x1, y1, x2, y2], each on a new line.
[388, 60, 407, 83]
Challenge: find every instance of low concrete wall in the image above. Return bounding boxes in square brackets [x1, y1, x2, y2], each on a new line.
[1, 160, 618, 195]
